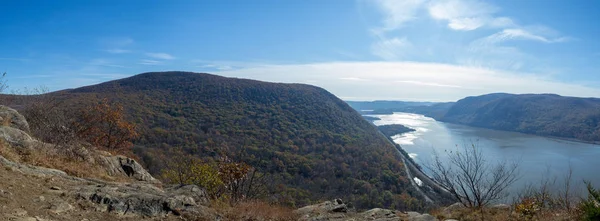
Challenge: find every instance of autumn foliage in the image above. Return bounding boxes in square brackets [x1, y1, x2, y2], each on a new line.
[161, 153, 268, 205]
[72, 99, 138, 154]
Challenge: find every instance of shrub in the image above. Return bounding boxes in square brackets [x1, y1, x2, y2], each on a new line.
[161, 153, 269, 205]
[578, 181, 600, 221]
[515, 197, 541, 220]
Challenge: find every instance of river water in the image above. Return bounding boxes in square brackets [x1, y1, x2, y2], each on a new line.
[370, 112, 600, 197]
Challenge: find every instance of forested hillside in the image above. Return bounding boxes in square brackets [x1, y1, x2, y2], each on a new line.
[7, 72, 423, 210]
[441, 93, 600, 142]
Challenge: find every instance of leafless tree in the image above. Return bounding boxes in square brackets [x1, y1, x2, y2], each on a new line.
[0, 72, 7, 93]
[429, 143, 519, 208]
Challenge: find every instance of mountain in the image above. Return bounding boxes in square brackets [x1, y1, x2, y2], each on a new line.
[350, 93, 600, 142]
[346, 101, 437, 112]
[12, 72, 424, 209]
[346, 100, 452, 118]
[440, 93, 600, 142]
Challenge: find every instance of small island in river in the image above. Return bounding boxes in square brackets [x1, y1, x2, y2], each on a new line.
[377, 124, 416, 137]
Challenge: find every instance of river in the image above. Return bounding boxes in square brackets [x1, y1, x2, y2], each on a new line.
[370, 112, 600, 198]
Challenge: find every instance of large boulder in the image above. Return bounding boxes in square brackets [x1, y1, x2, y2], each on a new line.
[0, 105, 30, 133]
[295, 199, 427, 221]
[72, 183, 212, 217]
[99, 154, 160, 184]
[0, 126, 36, 149]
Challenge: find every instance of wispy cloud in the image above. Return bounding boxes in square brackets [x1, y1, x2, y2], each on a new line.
[480, 28, 570, 44]
[371, 0, 426, 32]
[366, 0, 570, 72]
[104, 49, 131, 54]
[199, 64, 233, 71]
[213, 61, 600, 101]
[13, 74, 54, 79]
[340, 77, 370, 81]
[396, 80, 463, 88]
[371, 37, 411, 60]
[427, 0, 503, 31]
[146, 52, 176, 60]
[89, 59, 126, 68]
[139, 59, 163, 65]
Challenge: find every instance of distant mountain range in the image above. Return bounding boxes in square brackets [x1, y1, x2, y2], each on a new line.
[349, 93, 600, 142]
[7, 72, 425, 210]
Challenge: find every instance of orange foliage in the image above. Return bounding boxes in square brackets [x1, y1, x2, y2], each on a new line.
[73, 99, 138, 154]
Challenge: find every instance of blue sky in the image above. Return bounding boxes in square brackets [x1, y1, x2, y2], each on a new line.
[1, 0, 599, 101]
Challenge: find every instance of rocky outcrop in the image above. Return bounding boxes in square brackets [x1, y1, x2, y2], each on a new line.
[0, 106, 218, 219]
[72, 183, 212, 217]
[0, 105, 30, 133]
[0, 126, 36, 149]
[0, 155, 72, 178]
[296, 199, 439, 221]
[99, 154, 159, 184]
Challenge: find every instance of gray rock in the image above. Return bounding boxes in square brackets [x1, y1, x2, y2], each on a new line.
[12, 208, 28, 217]
[165, 185, 210, 206]
[12, 217, 37, 221]
[0, 126, 35, 149]
[0, 105, 30, 133]
[410, 213, 437, 221]
[49, 201, 74, 214]
[444, 202, 464, 213]
[361, 208, 400, 220]
[73, 183, 211, 217]
[0, 156, 70, 178]
[297, 200, 406, 221]
[99, 155, 159, 183]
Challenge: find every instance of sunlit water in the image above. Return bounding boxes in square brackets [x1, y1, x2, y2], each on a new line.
[370, 112, 600, 198]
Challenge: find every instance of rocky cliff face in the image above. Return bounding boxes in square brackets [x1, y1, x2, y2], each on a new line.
[0, 105, 218, 220]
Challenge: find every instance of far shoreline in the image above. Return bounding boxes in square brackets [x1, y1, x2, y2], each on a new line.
[367, 112, 600, 146]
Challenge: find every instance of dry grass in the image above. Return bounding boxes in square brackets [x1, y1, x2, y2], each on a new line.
[0, 140, 123, 181]
[215, 200, 300, 221]
[26, 148, 112, 180]
[0, 140, 20, 162]
[430, 205, 578, 221]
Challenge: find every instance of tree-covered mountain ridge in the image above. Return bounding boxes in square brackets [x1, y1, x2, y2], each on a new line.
[441, 93, 600, 142]
[350, 93, 600, 142]
[28, 71, 425, 209]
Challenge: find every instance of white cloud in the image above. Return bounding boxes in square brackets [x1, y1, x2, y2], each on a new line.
[146, 52, 176, 60]
[340, 77, 370, 81]
[372, 0, 427, 31]
[139, 59, 163, 65]
[489, 17, 515, 28]
[481, 28, 570, 44]
[213, 61, 600, 101]
[427, 0, 499, 31]
[371, 37, 412, 60]
[89, 59, 126, 68]
[447, 17, 487, 31]
[199, 64, 233, 71]
[396, 80, 463, 88]
[104, 49, 131, 54]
